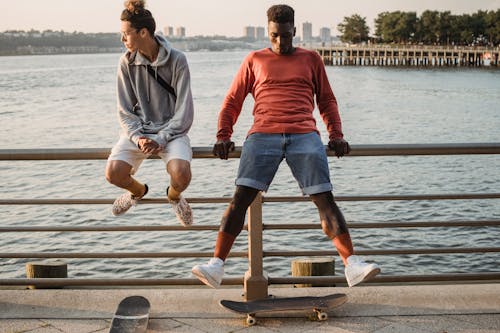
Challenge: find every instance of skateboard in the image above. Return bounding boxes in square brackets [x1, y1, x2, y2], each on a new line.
[220, 293, 347, 326]
[109, 295, 150, 333]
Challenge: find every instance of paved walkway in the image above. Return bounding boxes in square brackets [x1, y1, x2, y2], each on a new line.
[1, 284, 499, 332]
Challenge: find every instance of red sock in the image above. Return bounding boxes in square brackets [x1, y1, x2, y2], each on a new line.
[333, 233, 354, 266]
[214, 231, 236, 261]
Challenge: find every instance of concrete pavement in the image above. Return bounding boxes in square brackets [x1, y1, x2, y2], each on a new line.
[0, 284, 499, 332]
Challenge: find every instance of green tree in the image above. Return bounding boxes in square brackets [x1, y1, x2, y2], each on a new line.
[375, 11, 417, 43]
[485, 9, 500, 45]
[470, 10, 488, 45]
[418, 10, 441, 44]
[337, 14, 369, 44]
[438, 11, 453, 44]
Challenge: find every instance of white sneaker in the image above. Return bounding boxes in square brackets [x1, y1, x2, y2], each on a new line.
[167, 187, 193, 226]
[112, 185, 148, 216]
[192, 258, 224, 288]
[345, 255, 380, 287]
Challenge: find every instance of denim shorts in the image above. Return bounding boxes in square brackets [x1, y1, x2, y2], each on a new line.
[236, 132, 333, 195]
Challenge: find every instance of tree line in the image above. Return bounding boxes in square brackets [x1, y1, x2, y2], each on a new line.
[0, 30, 262, 55]
[0, 31, 122, 55]
[337, 9, 500, 46]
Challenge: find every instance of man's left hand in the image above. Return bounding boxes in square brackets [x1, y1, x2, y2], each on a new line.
[138, 137, 163, 155]
[328, 138, 351, 158]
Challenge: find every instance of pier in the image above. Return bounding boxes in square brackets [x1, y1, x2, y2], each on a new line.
[1, 284, 499, 332]
[316, 45, 500, 67]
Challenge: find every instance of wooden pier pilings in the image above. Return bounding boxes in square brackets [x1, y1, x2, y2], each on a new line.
[316, 45, 500, 67]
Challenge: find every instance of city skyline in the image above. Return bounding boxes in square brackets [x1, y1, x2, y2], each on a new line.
[1, 0, 499, 37]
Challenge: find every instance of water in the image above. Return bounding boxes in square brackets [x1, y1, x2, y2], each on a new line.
[1, 52, 499, 279]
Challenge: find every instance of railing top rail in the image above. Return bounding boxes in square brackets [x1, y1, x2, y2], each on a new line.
[1, 193, 499, 206]
[1, 143, 499, 160]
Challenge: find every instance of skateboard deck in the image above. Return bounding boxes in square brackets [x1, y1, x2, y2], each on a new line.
[220, 293, 347, 325]
[109, 295, 150, 333]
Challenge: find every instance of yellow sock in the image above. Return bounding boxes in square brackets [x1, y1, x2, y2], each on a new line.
[167, 186, 181, 201]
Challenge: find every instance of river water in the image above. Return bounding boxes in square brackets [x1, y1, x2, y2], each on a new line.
[0, 51, 499, 279]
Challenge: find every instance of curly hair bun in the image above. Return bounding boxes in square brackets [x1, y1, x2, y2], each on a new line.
[124, 0, 146, 14]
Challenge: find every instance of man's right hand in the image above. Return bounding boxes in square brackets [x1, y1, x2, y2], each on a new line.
[138, 137, 163, 155]
[213, 140, 235, 160]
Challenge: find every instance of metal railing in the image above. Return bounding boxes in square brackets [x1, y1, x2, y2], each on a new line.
[1, 143, 500, 300]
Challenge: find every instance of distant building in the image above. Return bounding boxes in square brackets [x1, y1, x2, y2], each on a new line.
[244, 26, 256, 40]
[163, 26, 174, 37]
[255, 26, 266, 40]
[243, 26, 267, 40]
[176, 26, 186, 38]
[302, 22, 312, 42]
[319, 27, 331, 43]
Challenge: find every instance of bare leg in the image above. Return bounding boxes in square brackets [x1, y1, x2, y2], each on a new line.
[311, 191, 353, 265]
[215, 185, 260, 260]
[105, 160, 146, 197]
[166, 159, 191, 200]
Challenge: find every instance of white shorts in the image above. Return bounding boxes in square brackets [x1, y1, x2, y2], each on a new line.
[108, 135, 192, 175]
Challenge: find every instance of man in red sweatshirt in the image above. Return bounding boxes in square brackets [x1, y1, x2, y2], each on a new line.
[192, 4, 380, 288]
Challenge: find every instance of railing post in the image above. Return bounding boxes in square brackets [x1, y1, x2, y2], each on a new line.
[244, 192, 268, 301]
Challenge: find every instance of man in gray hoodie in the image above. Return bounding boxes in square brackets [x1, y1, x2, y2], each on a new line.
[105, 0, 194, 226]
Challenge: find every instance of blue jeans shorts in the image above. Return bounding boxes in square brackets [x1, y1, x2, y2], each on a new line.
[236, 132, 333, 195]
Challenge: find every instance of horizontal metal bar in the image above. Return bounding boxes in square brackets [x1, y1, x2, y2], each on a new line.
[0, 220, 498, 233]
[1, 143, 499, 160]
[0, 251, 247, 259]
[2, 247, 498, 259]
[269, 272, 500, 285]
[1, 193, 499, 206]
[0, 198, 231, 205]
[264, 247, 500, 257]
[264, 220, 500, 230]
[0, 225, 222, 232]
[344, 143, 500, 156]
[263, 193, 500, 202]
[0, 277, 244, 286]
[1, 273, 498, 287]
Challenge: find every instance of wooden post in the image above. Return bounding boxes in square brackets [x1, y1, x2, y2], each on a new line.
[244, 192, 268, 301]
[26, 259, 67, 289]
[291, 257, 335, 288]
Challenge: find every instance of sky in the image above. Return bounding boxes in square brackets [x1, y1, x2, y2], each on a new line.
[1, 0, 499, 37]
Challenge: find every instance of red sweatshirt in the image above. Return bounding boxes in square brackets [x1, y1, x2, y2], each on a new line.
[217, 47, 343, 141]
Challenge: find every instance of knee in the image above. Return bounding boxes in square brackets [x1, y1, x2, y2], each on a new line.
[233, 186, 259, 207]
[105, 163, 129, 187]
[168, 160, 191, 184]
[321, 218, 339, 239]
[105, 169, 121, 186]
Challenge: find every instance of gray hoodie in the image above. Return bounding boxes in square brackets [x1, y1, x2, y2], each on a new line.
[116, 34, 194, 147]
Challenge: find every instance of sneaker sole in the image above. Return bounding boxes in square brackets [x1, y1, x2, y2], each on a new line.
[112, 206, 132, 216]
[192, 267, 221, 288]
[347, 266, 381, 287]
[168, 198, 193, 227]
[175, 214, 193, 227]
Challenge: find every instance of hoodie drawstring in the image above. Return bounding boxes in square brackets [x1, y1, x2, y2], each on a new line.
[146, 65, 150, 102]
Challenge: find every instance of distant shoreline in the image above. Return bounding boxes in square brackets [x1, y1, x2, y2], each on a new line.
[0, 32, 270, 56]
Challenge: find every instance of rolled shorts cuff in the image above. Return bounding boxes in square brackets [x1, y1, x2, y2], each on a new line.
[301, 183, 333, 195]
[235, 178, 269, 192]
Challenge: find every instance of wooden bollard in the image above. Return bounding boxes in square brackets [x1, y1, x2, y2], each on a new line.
[291, 257, 335, 288]
[26, 259, 67, 289]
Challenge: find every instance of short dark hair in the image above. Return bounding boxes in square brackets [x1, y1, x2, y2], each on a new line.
[121, 0, 156, 36]
[267, 4, 294, 24]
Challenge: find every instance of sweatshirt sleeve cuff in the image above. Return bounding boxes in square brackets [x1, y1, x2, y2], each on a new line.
[131, 134, 141, 147]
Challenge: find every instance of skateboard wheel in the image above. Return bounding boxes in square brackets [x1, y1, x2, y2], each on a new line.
[246, 315, 256, 326]
[318, 312, 328, 321]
